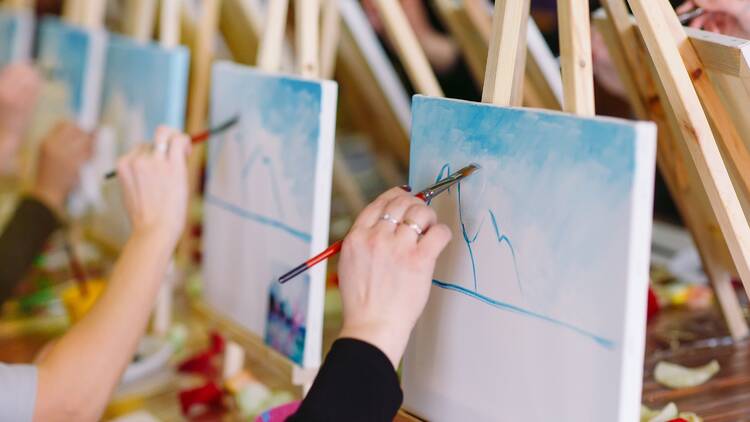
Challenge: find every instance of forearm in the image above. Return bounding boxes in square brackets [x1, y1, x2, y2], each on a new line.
[0, 197, 60, 304]
[34, 231, 173, 421]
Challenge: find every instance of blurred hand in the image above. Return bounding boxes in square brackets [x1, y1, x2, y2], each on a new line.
[31, 121, 94, 213]
[116, 126, 190, 248]
[0, 63, 41, 169]
[338, 187, 452, 367]
[591, 27, 627, 99]
[678, 0, 750, 38]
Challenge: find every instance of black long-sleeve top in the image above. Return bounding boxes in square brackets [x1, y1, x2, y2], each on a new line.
[289, 338, 404, 422]
[0, 197, 60, 304]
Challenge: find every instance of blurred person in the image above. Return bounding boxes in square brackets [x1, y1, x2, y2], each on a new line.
[678, 0, 750, 38]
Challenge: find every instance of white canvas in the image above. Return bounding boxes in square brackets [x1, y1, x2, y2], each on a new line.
[0, 7, 33, 67]
[88, 35, 189, 246]
[203, 61, 337, 368]
[403, 96, 656, 421]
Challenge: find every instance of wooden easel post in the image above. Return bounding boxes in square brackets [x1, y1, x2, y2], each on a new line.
[5, 0, 32, 9]
[63, 0, 83, 24]
[178, 0, 220, 266]
[371, 0, 443, 97]
[596, 0, 750, 340]
[80, 0, 106, 30]
[256, 0, 289, 72]
[296, 0, 321, 78]
[482, 0, 530, 106]
[319, 0, 340, 80]
[124, 0, 157, 43]
[557, 0, 595, 116]
[159, 0, 180, 48]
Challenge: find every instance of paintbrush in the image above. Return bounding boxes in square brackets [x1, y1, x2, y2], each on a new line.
[104, 115, 240, 179]
[277, 163, 481, 285]
[63, 233, 88, 296]
[679, 7, 705, 24]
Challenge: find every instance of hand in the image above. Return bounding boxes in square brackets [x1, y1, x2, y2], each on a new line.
[0, 63, 41, 170]
[678, 0, 750, 38]
[31, 121, 94, 213]
[116, 126, 190, 248]
[591, 27, 627, 99]
[337, 187, 452, 368]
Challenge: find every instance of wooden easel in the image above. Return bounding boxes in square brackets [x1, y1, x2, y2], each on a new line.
[3, 0, 32, 9]
[594, 0, 750, 339]
[433, 0, 562, 110]
[124, 0, 157, 42]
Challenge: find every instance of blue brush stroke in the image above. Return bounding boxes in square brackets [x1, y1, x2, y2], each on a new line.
[432, 280, 615, 349]
[204, 193, 311, 243]
[429, 164, 615, 349]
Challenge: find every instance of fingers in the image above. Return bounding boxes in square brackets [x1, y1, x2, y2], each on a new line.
[167, 132, 190, 164]
[676, 1, 696, 14]
[395, 203, 437, 242]
[417, 223, 452, 261]
[351, 186, 413, 230]
[375, 193, 423, 234]
[153, 126, 174, 159]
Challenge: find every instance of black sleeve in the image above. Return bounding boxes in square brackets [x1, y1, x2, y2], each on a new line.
[288, 338, 404, 422]
[0, 197, 60, 304]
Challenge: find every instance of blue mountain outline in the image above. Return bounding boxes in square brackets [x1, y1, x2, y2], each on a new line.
[430, 164, 615, 349]
[205, 125, 312, 244]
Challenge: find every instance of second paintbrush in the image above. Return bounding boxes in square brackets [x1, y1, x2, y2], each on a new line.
[103, 115, 239, 180]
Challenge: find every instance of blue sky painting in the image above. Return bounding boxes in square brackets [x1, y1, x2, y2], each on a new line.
[403, 95, 656, 421]
[203, 62, 337, 368]
[0, 8, 32, 67]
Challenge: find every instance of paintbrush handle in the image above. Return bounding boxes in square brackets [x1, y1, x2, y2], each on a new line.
[278, 240, 342, 284]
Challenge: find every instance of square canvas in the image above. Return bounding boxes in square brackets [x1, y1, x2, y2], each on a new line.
[203, 61, 337, 368]
[403, 96, 656, 421]
[88, 35, 189, 245]
[27, 17, 106, 214]
[0, 7, 33, 67]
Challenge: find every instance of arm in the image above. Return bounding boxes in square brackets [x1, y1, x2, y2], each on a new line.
[0, 121, 92, 305]
[33, 128, 190, 422]
[290, 187, 452, 422]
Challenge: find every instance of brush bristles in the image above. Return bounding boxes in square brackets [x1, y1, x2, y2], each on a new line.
[459, 163, 480, 178]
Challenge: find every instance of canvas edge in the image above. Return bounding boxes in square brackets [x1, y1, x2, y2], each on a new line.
[302, 80, 338, 370]
[79, 27, 108, 130]
[617, 121, 657, 422]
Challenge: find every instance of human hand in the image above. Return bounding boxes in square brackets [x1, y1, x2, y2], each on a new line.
[116, 126, 190, 248]
[0, 63, 41, 169]
[678, 0, 750, 38]
[337, 187, 452, 368]
[31, 121, 94, 213]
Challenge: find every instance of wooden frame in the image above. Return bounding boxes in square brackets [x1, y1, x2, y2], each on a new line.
[594, 1, 750, 339]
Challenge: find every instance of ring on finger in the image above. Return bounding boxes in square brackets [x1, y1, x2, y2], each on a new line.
[153, 141, 169, 156]
[381, 213, 400, 226]
[402, 218, 424, 236]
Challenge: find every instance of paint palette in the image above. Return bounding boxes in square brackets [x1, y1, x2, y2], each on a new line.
[403, 96, 656, 421]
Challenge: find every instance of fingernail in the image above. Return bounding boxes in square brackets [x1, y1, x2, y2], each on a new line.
[400, 185, 412, 192]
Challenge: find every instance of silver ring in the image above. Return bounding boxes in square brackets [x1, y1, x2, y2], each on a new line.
[402, 219, 423, 236]
[153, 141, 169, 156]
[381, 213, 400, 226]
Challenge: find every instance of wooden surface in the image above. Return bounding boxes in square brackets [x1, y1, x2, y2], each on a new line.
[482, 0, 529, 106]
[296, 0, 320, 78]
[256, 0, 289, 72]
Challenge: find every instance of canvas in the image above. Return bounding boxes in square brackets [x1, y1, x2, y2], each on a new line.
[88, 35, 189, 245]
[403, 96, 656, 421]
[28, 18, 106, 214]
[203, 61, 337, 368]
[0, 7, 33, 68]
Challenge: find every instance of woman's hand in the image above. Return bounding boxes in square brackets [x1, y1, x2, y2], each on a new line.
[31, 121, 94, 213]
[678, 0, 750, 38]
[338, 187, 452, 368]
[116, 126, 190, 248]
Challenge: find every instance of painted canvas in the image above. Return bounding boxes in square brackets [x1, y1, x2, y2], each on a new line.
[203, 61, 337, 368]
[403, 96, 656, 421]
[88, 35, 189, 245]
[27, 17, 106, 215]
[0, 7, 33, 67]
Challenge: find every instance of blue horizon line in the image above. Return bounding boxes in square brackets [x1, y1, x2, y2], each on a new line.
[205, 193, 312, 243]
[431, 279, 616, 349]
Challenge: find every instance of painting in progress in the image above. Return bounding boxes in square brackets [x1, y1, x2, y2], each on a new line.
[203, 62, 337, 368]
[403, 96, 656, 422]
[28, 18, 106, 214]
[0, 7, 33, 67]
[88, 35, 189, 245]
